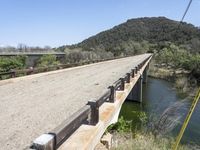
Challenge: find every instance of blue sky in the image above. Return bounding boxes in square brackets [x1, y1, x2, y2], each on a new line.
[0, 0, 199, 47]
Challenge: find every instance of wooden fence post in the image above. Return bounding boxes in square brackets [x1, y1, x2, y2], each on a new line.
[126, 73, 131, 83]
[108, 86, 115, 103]
[131, 69, 135, 78]
[87, 100, 99, 125]
[120, 78, 125, 91]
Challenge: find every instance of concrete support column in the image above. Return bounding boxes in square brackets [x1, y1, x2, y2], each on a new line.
[143, 63, 149, 84]
[127, 75, 143, 103]
[26, 56, 40, 67]
[143, 68, 148, 84]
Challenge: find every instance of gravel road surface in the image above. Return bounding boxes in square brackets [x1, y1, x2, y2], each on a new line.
[0, 54, 151, 150]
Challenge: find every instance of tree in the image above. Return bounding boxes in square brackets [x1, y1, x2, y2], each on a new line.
[17, 43, 28, 52]
[0, 56, 26, 72]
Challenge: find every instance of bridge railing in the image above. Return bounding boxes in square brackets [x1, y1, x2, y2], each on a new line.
[29, 55, 152, 150]
[49, 105, 91, 149]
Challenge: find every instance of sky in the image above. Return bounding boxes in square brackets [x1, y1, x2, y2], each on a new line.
[0, 0, 199, 48]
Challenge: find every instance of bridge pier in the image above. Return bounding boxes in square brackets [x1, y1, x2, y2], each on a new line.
[127, 75, 143, 103]
[127, 62, 149, 103]
[143, 63, 149, 84]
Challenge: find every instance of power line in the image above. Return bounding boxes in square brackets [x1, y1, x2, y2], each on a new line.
[177, 0, 193, 29]
[180, 0, 193, 22]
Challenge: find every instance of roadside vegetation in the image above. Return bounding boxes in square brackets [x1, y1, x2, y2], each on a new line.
[0, 56, 26, 72]
[64, 48, 114, 63]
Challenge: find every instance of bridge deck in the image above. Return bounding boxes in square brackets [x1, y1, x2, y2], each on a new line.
[0, 53, 151, 150]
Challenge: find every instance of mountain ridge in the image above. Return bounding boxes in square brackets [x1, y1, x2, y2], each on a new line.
[57, 17, 200, 56]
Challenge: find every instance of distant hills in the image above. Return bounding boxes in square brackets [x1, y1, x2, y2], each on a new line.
[57, 17, 200, 56]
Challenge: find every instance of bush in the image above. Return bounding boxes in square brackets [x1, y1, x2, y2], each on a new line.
[0, 56, 26, 72]
[65, 49, 114, 63]
[36, 54, 60, 67]
[155, 43, 200, 83]
[107, 116, 132, 133]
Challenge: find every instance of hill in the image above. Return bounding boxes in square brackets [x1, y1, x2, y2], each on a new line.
[58, 17, 200, 56]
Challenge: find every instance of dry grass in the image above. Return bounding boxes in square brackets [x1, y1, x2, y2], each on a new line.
[111, 133, 190, 150]
[175, 77, 189, 97]
[148, 60, 174, 81]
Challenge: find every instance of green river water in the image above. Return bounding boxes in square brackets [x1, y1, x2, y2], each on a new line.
[119, 77, 200, 145]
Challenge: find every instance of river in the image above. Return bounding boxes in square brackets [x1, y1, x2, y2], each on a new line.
[119, 77, 200, 145]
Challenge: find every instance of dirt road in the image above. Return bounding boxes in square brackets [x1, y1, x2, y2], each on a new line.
[0, 54, 151, 150]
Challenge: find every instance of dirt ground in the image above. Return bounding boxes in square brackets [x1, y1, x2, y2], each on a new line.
[0, 54, 151, 150]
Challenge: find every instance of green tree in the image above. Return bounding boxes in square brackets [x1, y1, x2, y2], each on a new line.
[0, 56, 26, 72]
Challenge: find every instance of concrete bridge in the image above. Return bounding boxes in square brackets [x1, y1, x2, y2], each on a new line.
[0, 52, 66, 67]
[0, 53, 152, 150]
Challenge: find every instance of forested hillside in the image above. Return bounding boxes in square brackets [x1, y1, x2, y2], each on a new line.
[64, 17, 200, 55]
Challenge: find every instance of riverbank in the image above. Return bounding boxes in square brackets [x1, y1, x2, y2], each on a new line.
[112, 131, 200, 150]
[96, 128, 195, 150]
[148, 59, 198, 98]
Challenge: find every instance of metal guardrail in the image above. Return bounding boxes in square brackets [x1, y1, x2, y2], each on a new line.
[28, 55, 152, 150]
[0, 71, 16, 79]
[49, 105, 91, 149]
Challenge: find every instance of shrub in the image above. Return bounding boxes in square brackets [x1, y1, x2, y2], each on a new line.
[107, 116, 132, 133]
[36, 54, 60, 67]
[65, 49, 114, 63]
[0, 56, 26, 72]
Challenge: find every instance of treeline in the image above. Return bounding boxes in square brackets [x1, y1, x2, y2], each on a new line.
[64, 48, 114, 63]
[156, 42, 200, 70]
[155, 42, 200, 83]
[0, 44, 54, 53]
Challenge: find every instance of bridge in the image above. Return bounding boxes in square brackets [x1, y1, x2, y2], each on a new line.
[0, 52, 66, 67]
[0, 53, 152, 150]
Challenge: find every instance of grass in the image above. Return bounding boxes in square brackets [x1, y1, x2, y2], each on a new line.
[111, 132, 191, 150]
[148, 59, 174, 81]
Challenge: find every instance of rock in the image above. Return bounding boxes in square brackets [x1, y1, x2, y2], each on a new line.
[100, 133, 113, 149]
